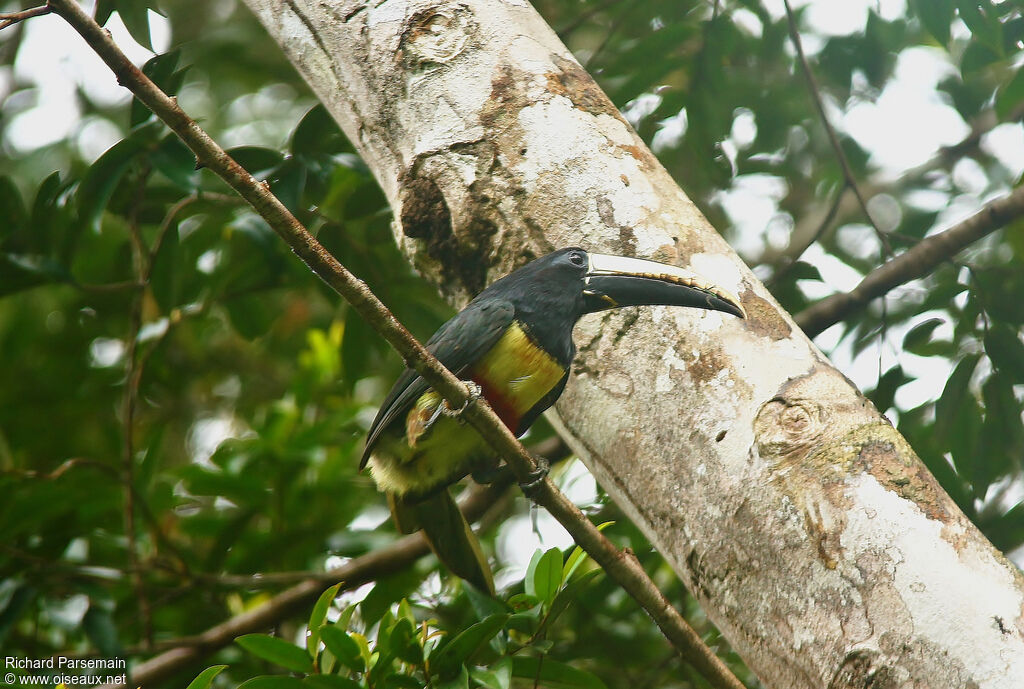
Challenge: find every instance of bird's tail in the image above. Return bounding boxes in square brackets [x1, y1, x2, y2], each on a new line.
[388, 490, 495, 595]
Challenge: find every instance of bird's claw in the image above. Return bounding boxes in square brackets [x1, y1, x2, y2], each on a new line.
[518, 455, 550, 501]
[440, 381, 482, 418]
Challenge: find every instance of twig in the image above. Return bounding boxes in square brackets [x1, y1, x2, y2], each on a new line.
[122, 166, 153, 648]
[795, 184, 1024, 337]
[0, 5, 50, 30]
[45, 2, 746, 688]
[781, 0, 892, 258]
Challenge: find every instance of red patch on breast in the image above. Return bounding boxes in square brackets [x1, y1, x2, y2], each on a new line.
[469, 373, 522, 434]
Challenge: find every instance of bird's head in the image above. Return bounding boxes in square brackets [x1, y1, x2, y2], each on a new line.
[493, 247, 743, 319]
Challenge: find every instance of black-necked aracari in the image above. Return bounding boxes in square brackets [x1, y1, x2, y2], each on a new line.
[360, 247, 744, 593]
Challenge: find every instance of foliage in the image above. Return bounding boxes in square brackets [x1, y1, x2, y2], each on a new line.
[189, 547, 612, 689]
[0, 1, 1022, 688]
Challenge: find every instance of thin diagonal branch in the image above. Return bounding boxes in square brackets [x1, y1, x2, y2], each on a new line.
[0, 5, 50, 29]
[782, 0, 892, 258]
[795, 184, 1024, 337]
[43, 2, 747, 688]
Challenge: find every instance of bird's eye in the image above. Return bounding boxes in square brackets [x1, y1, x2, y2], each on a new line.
[568, 251, 585, 266]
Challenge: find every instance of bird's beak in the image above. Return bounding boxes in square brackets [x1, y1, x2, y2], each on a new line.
[582, 253, 745, 319]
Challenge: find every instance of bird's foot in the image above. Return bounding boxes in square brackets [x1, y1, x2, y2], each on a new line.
[518, 454, 550, 501]
[440, 381, 482, 418]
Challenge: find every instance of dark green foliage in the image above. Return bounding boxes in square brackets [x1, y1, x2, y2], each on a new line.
[1, 1, 1023, 688]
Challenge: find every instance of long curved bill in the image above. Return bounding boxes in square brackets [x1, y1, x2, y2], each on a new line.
[582, 253, 745, 319]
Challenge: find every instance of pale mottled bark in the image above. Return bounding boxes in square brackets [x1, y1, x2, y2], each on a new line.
[240, 1, 1024, 686]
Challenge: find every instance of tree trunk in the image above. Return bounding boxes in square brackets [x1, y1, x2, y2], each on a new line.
[240, 1, 1024, 686]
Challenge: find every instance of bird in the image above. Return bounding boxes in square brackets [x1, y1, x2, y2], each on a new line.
[360, 247, 744, 593]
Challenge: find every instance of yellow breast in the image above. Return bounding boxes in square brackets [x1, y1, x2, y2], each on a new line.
[468, 322, 566, 431]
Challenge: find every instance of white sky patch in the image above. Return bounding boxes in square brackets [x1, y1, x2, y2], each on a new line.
[732, 8, 763, 38]
[730, 108, 757, 149]
[651, 107, 688, 152]
[764, 0, 909, 32]
[4, 5, 168, 153]
[88, 337, 125, 368]
[714, 173, 788, 257]
[74, 116, 124, 163]
[981, 123, 1024, 176]
[622, 92, 662, 128]
[844, 48, 969, 173]
[187, 414, 244, 469]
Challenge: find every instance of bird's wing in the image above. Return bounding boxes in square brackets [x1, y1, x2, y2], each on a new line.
[360, 299, 515, 469]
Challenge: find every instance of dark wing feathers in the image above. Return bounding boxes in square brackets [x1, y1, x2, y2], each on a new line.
[359, 299, 515, 468]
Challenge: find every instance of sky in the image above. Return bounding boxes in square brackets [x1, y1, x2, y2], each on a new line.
[4, 1, 1023, 568]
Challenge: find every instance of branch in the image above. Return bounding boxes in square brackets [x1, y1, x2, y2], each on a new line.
[0, 5, 50, 29]
[782, 0, 892, 257]
[795, 184, 1024, 337]
[44, 2, 746, 688]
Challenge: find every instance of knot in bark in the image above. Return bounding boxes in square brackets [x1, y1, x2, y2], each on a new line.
[401, 4, 475, 70]
[755, 397, 825, 461]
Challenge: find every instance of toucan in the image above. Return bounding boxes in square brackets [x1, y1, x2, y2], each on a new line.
[360, 247, 744, 593]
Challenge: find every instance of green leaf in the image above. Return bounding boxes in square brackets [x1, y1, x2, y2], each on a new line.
[95, 0, 116, 25]
[0, 585, 34, 646]
[132, 50, 184, 126]
[236, 634, 315, 673]
[985, 326, 1024, 383]
[383, 674, 424, 689]
[510, 657, 608, 689]
[960, 41, 1001, 74]
[869, 366, 908, 414]
[308, 584, 342, 658]
[934, 354, 980, 444]
[956, 0, 1002, 48]
[302, 676, 362, 689]
[976, 376, 1021, 491]
[538, 569, 602, 638]
[228, 146, 285, 177]
[360, 571, 422, 627]
[152, 134, 200, 190]
[469, 660, 511, 689]
[269, 156, 307, 214]
[78, 120, 162, 232]
[185, 665, 228, 689]
[789, 261, 823, 282]
[525, 548, 563, 604]
[83, 605, 123, 657]
[292, 105, 352, 158]
[433, 665, 469, 689]
[150, 224, 180, 313]
[910, 0, 953, 44]
[0, 254, 69, 296]
[996, 67, 1024, 119]
[388, 617, 423, 665]
[238, 677, 308, 689]
[116, 3, 154, 51]
[429, 614, 508, 680]
[0, 175, 26, 243]
[225, 293, 278, 339]
[563, 522, 611, 582]
[320, 626, 364, 672]
[902, 317, 944, 354]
